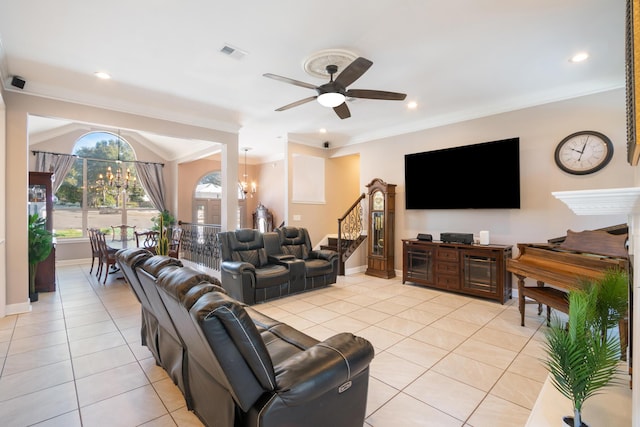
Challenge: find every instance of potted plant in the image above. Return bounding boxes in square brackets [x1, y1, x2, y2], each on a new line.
[543, 269, 628, 427]
[155, 214, 169, 256]
[28, 213, 53, 302]
[152, 209, 176, 241]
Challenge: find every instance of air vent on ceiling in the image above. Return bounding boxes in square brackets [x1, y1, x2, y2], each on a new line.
[220, 44, 247, 60]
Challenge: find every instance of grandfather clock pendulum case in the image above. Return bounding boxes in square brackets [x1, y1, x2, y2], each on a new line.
[365, 178, 396, 279]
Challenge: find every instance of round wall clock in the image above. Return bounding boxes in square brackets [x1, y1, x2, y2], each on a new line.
[554, 130, 614, 175]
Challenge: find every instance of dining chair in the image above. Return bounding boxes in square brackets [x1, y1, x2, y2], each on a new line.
[96, 230, 118, 284]
[169, 227, 182, 259]
[135, 230, 159, 255]
[87, 228, 101, 276]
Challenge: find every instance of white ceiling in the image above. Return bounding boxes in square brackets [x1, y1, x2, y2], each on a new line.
[0, 0, 625, 163]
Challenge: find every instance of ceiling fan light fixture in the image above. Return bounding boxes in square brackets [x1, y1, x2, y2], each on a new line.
[317, 92, 345, 108]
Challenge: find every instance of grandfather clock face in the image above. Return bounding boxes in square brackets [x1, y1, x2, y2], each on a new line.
[372, 190, 384, 211]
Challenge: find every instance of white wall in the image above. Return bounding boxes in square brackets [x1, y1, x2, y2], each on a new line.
[333, 88, 633, 272]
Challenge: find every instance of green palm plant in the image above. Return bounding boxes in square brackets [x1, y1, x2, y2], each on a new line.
[544, 270, 627, 427]
[28, 213, 53, 301]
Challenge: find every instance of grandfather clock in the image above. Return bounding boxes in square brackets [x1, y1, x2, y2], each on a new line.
[365, 178, 396, 279]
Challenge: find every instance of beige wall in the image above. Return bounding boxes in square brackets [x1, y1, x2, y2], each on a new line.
[334, 88, 633, 273]
[286, 142, 361, 245]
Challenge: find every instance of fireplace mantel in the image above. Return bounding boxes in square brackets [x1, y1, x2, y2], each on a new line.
[552, 187, 640, 216]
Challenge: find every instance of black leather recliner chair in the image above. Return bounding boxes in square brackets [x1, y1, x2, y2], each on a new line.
[218, 228, 293, 304]
[274, 226, 339, 289]
[190, 290, 375, 427]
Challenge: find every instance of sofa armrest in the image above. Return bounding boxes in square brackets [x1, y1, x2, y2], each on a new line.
[309, 249, 338, 262]
[268, 254, 296, 264]
[274, 333, 374, 405]
[221, 260, 255, 275]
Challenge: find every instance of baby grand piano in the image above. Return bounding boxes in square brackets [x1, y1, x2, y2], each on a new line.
[507, 224, 631, 362]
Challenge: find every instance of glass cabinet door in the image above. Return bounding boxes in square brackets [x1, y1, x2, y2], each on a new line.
[371, 211, 384, 255]
[28, 183, 48, 220]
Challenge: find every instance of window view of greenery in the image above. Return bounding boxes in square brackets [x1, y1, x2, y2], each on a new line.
[53, 132, 158, 239]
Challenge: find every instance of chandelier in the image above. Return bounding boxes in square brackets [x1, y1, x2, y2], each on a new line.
[241, 147, 257, 197]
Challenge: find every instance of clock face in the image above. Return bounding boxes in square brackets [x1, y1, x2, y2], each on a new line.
[554, 131, 614, 175]
[372, 191, 384, 211]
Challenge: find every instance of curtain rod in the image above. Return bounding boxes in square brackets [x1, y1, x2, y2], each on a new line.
[32, 150, 164, 167]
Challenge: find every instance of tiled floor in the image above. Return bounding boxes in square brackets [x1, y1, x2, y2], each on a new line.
[0, 263, 552, 427]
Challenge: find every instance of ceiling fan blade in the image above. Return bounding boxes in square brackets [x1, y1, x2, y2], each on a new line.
[334, 57, 373, 88]
[346, 89, 407, 101]
[263, 73, 317, 90]
[333, 102, 351, 119]
[275, 96, 317, 111]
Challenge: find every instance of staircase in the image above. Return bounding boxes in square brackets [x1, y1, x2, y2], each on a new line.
[324, 193, 368, 275]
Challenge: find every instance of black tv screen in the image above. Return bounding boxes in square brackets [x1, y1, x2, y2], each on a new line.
[405, 138, 520, 209]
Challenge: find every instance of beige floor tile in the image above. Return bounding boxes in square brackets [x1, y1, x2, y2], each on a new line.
[430, 316, 481, 338]
[8, 330, 68, 355]
[80, 384, 169, 426]
[33, 409, 82, 426]
[66, 319, 119, 341]
[68, 330, 127, 358]
[395, 307, 442, 325]
[2, 343, 70, 375]
[366, 392, 462, 427]
[152, 377, 188, 412]
[453, 338, 518, 370]
[368, 300, 411, 315]
[0, 360, 73, 401]
[376, 315, 426, 336]
[410, 324, 469, 351]
[432, 353, 503, 391]
[466, 393, 530, 427]
[297, 306, 342, 323]
[139, 413, 180, 427]
[508, 352, 550, 383]
[369, 351, 427, 389]
[490, 371, 543, 410]
[471, 326, 529, 352]
[344, 293, 383, 307]
[348, 307, 391, 324]
[357, 325, 405, 351]
[386, 337, 449, 368]
[0, 382, 78, 427]
[301, 324, 339, 341]
[72, 344, 137, 379]
[10, 318, 66, 340]
[366, 377, 399, 417]
[76, 362, 151, 407]
[412, 300, 457, 317]
[322, 314, 369, 333]
[405, 370, 486, 421]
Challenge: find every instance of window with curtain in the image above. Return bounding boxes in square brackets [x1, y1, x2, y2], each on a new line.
[53, 131, 158, 239]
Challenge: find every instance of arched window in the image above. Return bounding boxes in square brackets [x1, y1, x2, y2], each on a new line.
[192, 171, 246, 227]
[53, 131, 157, 239]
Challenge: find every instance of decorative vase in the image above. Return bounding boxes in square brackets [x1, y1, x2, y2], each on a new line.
[562, 416, 589, 427]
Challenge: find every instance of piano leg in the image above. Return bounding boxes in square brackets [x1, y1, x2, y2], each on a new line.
[517, 275, 526, 326]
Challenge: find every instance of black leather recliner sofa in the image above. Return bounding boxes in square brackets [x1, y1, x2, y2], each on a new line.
[115, 249, 375, 427]
[219, 228, 339, 304]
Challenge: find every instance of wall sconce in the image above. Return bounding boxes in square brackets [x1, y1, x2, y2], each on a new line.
[242, 147, 257, 198]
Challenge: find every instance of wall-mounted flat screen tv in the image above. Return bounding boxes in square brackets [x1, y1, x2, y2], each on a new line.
[405, 137, 520, 209]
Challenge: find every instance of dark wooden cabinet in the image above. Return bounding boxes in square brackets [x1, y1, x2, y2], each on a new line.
[402, 239, 512, 303]
[29, 172, 56, 292]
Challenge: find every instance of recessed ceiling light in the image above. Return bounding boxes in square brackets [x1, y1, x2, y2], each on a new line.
[95, 71, 111, 79]
[407, 101, 418, 109]
[319, 128, 327, 134]
[569, 52, 589, 63]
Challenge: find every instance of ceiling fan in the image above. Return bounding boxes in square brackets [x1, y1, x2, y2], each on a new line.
[263, 57, 407, 119]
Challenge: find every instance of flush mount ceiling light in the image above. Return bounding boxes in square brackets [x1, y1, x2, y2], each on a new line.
[570, 52, 589, 63]
[94, 71, 111, 79]
[317, 92, 346, 108]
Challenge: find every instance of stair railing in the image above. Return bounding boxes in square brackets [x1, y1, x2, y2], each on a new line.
[178, 221, 222, 271]
[337, 193, 366, 275]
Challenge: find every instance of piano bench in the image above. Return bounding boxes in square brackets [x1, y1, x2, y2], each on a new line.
[520, 286, 568, 327]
